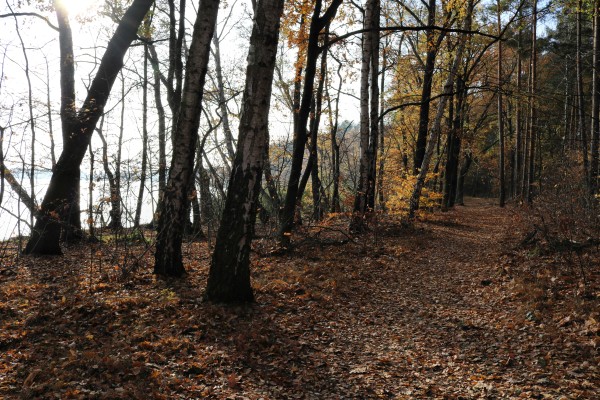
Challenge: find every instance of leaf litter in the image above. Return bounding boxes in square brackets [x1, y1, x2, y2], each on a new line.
[0, 198, 598, 399]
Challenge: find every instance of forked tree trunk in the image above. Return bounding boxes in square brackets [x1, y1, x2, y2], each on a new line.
[24, 0, 154, 255]
[205, 0, 285, 303]
[154, 0, 220, 277]
[278, 0, 342, 244]
[409, 0, 472, 218]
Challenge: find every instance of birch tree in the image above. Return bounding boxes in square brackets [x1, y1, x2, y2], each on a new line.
[205, 0, 285, 303]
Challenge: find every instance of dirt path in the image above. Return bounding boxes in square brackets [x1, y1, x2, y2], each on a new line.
[1, 198, 598, 399]
[252, 197, 599, 398]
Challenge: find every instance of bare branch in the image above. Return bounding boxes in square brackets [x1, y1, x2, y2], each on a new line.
[0, 12, 59, 31]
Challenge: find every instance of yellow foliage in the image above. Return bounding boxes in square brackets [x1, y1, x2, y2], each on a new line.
[384, 147, 442, 217]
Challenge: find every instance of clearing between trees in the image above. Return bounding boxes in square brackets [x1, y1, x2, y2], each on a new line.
[0, 198, 598, 399]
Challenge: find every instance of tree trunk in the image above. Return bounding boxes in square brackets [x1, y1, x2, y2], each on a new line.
[206, 0, 284, 303]
[515, 10, 523, 199]
[455, 151, 472, 205]
[377, 39, 388, 211]
[497, 1, 505, 207]
[154, 0, 220, 277]
[591, 0, 600, 194]
[328, 61, 344, 213]
[526, 0, 537, 204]
[135, 46, 150, 229]
[146, 43, 168, 224]
[310, 43, 328, 221]
[278, 0, 342, 243]
[443, 77, 464, 209]
[414, 0, 438, 174]
[24, 0, 154, 255]
[55, 3, 82, 242]
[577, 0, 589, 185]
[0, 160, 36, 213]
[409, 0, 473, 218]
[96, 116, 123, 231]
[350, 0, 379, 232]
[87, 144, 96, 238]
[212, 35, 236, 160]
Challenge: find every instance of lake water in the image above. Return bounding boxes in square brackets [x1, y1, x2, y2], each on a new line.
[0, 170, 158, 241]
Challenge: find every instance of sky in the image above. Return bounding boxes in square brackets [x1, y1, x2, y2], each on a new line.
[0, 1, 259, 238]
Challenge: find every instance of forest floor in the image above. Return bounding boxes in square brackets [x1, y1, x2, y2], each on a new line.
[0, 198, 599, 399]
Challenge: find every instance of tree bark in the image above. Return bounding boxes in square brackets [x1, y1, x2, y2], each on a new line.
[526, 0, 537, 204]
[24, 0, 154, 255]
[96, 116, 123, 230]
[455, 151, 472, 205]
[409, 0, 473, 218]
[350, 0, 379, 232]
[414, 0, 438, 174]
[154, 0, 220, 277]
[515, 9, 523, 199]
[497, 1, 505, 207]
[591, 0, 600, 194]
[278, 0, 342, 243]
[577, 0, 589, 186]
[206, 0, 284, 303]
[443, 77, 465, 209]
[135, 46, 150, 229]
[55, 2, 82, 242]
[149, 44, 168, 217]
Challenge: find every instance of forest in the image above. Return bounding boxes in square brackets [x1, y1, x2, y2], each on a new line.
[0, 0, 599, 398]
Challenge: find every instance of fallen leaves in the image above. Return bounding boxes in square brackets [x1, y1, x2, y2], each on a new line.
[0, 198, 598, 398]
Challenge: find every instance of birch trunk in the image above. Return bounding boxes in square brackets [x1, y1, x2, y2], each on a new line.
[154, 0, 220, 277]
[350, 0, 378, 232]
[206, 0, 285, 303]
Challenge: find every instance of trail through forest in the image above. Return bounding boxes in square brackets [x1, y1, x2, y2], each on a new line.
[0, 198, 598, 399]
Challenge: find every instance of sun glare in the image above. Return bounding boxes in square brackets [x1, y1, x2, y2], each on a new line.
[60, 0, 99, 18]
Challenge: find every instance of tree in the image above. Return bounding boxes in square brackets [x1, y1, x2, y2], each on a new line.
[591, 0, 600, 195]
[24, 0, 155, 255]
[497, 0, 506, 207]
[526, 0, 537, 204]
[350, 0, 380, 233]
[413, 0, 446, 175]
[576, 0, 589, 186]
[205, 0, 285, 303]
[154, 0, 220, 277]
[278, 0, 343, 244]
[409, 0, 473, 218]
